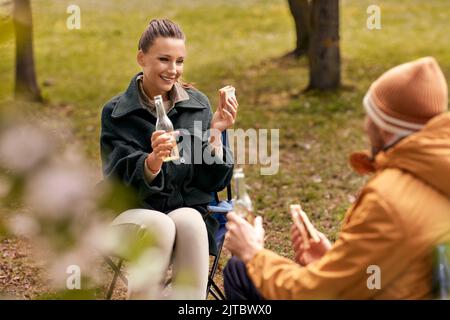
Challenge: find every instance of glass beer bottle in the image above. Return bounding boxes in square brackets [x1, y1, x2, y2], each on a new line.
[154, 95, 179, 162]
[432, 244, 450, 300]
[233, 168, 255, 223]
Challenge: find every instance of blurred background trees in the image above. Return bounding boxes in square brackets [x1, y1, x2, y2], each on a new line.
[286, 0, 311, 58]
[287, 0, 341, 90]
[13, 0, 42, 101]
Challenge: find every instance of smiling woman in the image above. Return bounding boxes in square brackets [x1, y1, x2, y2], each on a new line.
[137, 37, 186, 99]
[137, 20, 188, 100]
[99, 19, 239, 299]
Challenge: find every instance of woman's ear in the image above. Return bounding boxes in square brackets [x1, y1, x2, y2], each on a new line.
[137, 50, 145, 67]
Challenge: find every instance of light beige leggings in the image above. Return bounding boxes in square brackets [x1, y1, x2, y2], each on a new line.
[111, 207, 209, 299]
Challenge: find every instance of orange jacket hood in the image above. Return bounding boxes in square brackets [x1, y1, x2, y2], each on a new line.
[374, 112, 450, 197]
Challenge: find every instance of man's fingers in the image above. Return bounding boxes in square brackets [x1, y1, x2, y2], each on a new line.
[226, 211, 254, 235]
[226, 211, 237, 221]
[254, 216, 264, 239]
[291, 224, 296, 234]
[298, 255, 306, 266]
[291, 228, 301, 246]
[297, 219, 310, 249]
[227, 211, 247, 225]
[254, 216, 263, 229]
[291, 225, 301, 238]
[225, 221, 234, 232]
[293, 237, 304, 251]
[318, 231, 327, 240]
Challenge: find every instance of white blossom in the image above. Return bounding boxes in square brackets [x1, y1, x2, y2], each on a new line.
[7, 214, 40, 237]
[25, 164, 95, 219]
[0, 175, 11, 198]
[0, 124, 53, 173]
[127, 248, 165, 299]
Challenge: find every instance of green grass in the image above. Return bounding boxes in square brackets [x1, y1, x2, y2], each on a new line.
[1, 0, 450, 297]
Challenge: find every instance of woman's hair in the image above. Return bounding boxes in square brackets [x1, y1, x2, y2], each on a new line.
[138, 19, 185, 53]
[138, 18, 194, 89]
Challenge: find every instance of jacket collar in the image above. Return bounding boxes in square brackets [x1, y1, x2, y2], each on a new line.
[112, 73, 206, 118]
[136, 74, 190, 110]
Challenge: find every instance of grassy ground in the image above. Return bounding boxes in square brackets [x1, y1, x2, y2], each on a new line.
[1, 0, 450, 299]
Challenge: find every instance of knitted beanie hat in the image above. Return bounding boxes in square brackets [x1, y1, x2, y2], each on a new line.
[363, 57, 448, 136]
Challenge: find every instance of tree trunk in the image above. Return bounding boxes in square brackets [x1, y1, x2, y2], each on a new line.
[13, 0, 42, 102]
[287, 0, 311, 57]
[307, 0, 340, 90]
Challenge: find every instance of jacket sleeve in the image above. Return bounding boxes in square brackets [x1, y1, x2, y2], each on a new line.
[192, 96, 234, 193]
[100, 107, 165, 200]
[245, 191, 408, 299]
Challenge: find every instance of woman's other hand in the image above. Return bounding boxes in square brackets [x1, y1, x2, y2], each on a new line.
[211, 87, 238, 132]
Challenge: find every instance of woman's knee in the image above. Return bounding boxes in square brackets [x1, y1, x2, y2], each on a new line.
[168, 207, 206, 232]
[111, 209, 176, 246]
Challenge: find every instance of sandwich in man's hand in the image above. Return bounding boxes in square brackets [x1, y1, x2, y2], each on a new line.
[290, 204, 321, 248]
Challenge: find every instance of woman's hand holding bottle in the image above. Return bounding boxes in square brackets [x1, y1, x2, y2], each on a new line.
[146, 130, 178, 173]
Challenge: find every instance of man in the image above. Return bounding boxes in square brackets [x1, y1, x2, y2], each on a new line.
[223, 56, 450, 299]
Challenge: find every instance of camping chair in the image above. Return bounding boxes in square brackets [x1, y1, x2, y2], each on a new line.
[104, 131, 233, 300]
[206, 183, 232, 300]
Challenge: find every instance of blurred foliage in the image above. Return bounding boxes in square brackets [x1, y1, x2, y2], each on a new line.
[0, 103, 161, 299]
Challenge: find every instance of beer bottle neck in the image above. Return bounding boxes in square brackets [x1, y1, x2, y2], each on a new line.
[235, 176, 248, 199]
[155, 98, 166, 119]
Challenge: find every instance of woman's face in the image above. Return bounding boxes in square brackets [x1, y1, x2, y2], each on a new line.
[137, 37, 186, 98]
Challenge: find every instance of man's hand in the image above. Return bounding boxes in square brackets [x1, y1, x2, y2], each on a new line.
[224, 211, 264, 264]
[291, 224, 332, 266]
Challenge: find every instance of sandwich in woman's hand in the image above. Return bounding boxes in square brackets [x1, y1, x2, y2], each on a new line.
[219, 85, 235, 118]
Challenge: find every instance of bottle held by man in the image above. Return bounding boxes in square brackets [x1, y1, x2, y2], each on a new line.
[154, 95, 180, 162]
[233, 168, 255, 224]
[433, 244, 450, 300]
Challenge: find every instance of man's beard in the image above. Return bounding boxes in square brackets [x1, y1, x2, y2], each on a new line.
[370, 145, 382, 160]
[370, 135, 406, 160]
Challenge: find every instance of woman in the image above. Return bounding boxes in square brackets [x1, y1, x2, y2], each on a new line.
[100, 19, 237, 299]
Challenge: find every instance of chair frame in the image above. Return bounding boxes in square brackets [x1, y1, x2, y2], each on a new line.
[206, 183, 232, 300]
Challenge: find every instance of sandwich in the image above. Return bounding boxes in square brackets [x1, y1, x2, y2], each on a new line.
[290, 204, 320, 246]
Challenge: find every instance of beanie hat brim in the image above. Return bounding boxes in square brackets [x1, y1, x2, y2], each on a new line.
[363, 92, 424, 136]
[364, 57, 448, 136]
